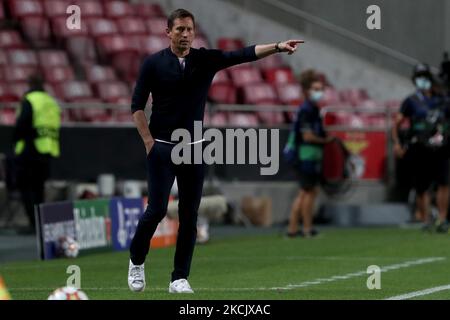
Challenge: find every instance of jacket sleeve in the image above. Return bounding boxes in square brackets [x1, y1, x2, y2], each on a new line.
[207, 45, 258, 71]
[131, 57, 153, 114]
[12, 98, 33, 144]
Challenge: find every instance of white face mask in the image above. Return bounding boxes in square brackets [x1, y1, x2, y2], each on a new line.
[310, 90, 324, 103]
[415, 77, 432, 91]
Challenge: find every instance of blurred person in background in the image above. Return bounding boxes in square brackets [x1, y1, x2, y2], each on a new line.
[285, 69, 334, 238]
[12, 74, 61, 233]
[127, 8, 304, 293]
[392, 63, 449, 233]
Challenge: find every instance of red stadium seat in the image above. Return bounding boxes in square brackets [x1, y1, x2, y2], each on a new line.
[114, 109, 133, 123]
[146, 17, 167, 35]
[51, 16, 89, 38]
[111, 52, 141, 82]
[254, 54, 284, 69]
[132, 3, 165, 18]
[43, 0, 70, 17]
[192, 36, 209, 49]
[241, 83, 278, 104]
[43, 66, 75, 83]
[77, 0, 103, 17]
[65, 36, 97, 63]
[255, 104, 285, 126]
[210, 112, 229, 127]
[212, 70, 231, 85]
[8, 81, 30, 99]
[87, 18, 118, 38]
[85, 65, 117, 83]
[385, 99, 401, 111]
[0, 50, 6, 65]
[138, 35, 168, 55]
[0, 107, 17, 125]
[339, 88, 369, 107]
[97, 35, 140, 80]
[262, 67, 295, 84]
[38, 50, 69, 67]
[228, 112, 259, 127]
[55, 81, 94, 102]
[117, 17, 147, 35]
[275, 83, 302, 105]
[359, 114, 387, 128]
[65, 97, 112, 122]
[103, 1, 134, 19]
[4, 66, 37, 82]
[0, 82, 19, 102]
[0, 30, 25, 48]
[94, 81, 130, 103]
[358, 99, 383, 110]
[208, 83, 237, 104]
[6, 49, 38, 66]
[228, 67, 263, 87]
[44, 83, 57, 97]
[97, 35, 140, 54]
[20, 17, 51, 47]
[321, 87, 341, 106]
[81, 108, 113, 123]
[8, 0, 43, 17]
[217, 38, 244, 51]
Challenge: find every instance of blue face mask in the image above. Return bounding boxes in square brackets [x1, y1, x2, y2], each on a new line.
[415, 77, 432, 91]
[310, 90, 324, 103]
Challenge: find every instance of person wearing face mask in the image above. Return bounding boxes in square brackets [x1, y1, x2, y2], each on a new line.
[286, 69, 334, 238]
[392, 63, 449, 233]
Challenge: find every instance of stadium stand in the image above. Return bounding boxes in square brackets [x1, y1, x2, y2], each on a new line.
[0, 0, 387, 128]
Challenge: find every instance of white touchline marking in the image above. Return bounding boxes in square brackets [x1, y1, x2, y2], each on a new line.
[270, 257, 445, 291]
[0, 256, 424, 270]
[385, 284, 450, 300]
[9, 257, 445, 293]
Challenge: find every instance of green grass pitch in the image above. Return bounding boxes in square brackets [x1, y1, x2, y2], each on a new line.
[1, 227, 450, 300]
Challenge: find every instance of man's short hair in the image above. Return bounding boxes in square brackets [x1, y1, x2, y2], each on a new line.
[299, 69, 322, 92]
[27, 74, 44, 90]
[167, 8, 195, 30]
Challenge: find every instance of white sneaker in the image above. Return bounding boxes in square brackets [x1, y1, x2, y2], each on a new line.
[169, 279, 194, 293]
[128, 260, 146, 292]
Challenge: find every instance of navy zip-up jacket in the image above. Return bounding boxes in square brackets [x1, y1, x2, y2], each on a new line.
[131, 45, 258, 141]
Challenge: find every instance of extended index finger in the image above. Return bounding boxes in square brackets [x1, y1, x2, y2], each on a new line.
[290, 40, 305, 44]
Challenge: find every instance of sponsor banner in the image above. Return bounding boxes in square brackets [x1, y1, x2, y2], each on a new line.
[37, 197, 178, 259]
[38, 201, 75, 260]
[110, 198, 144, 251]
[329, 131, 387, 180]
[144, 197, 179, 249]
[73, 199, 112, 250]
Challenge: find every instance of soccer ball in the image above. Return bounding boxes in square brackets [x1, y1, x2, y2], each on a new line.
[56, 236, 80, 258]
[47, 286, 88, 300]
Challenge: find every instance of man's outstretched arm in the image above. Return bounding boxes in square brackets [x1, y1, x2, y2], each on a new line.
[255, 40, 304, 59]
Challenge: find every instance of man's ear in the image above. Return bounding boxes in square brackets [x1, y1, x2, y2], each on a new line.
[166, 28, 171, 37]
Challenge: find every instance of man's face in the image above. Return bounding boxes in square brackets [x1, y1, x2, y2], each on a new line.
[167, 17, 195, 51]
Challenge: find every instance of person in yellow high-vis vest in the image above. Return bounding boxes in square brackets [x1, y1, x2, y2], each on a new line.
[12, 75, 61, 232]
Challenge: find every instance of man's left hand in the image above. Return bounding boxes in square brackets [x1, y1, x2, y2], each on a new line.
[278, 40, 304, 55]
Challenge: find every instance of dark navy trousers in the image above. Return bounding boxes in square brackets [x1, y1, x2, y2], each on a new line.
[130, 141, 204, 281]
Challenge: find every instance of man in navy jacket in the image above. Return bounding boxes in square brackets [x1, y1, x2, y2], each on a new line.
[128, 8, 303, 293]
